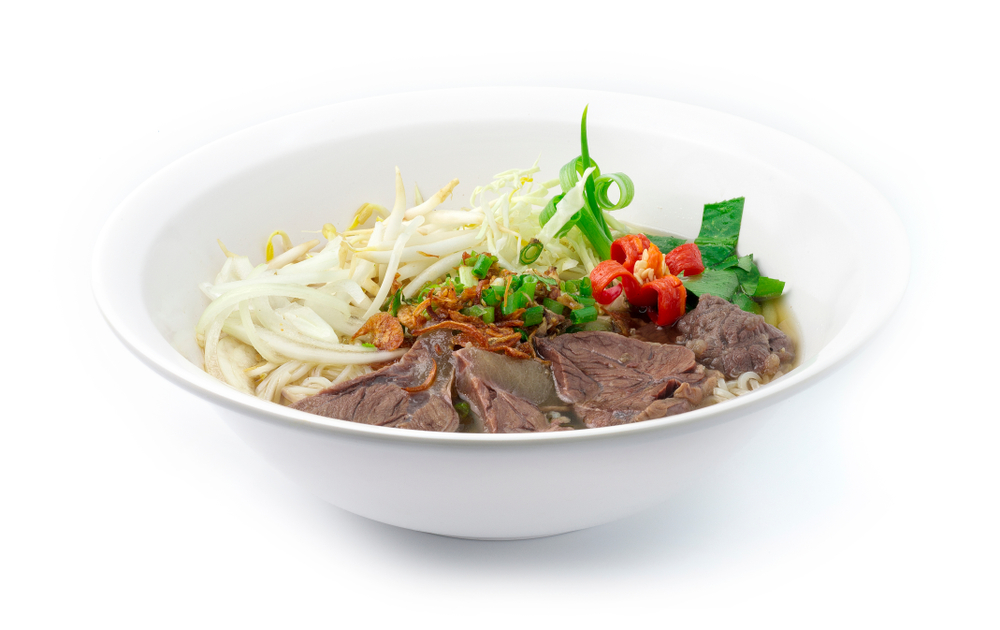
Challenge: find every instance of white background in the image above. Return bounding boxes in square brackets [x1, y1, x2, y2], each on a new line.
[3, 1, 998, 627]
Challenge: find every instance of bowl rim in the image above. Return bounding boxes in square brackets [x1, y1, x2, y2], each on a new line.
[91, 86, 910, 446]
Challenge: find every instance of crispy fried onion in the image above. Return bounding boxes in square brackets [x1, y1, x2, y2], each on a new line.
[350, 312, 404, 350]
[366, 275, 540, 360]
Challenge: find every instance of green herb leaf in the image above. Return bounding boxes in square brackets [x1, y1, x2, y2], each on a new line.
[645, 234, 687, 253]
[733, 256, 760, 296]
[682, 268, 741, 301]
[732, 292, 762, 314]
[735, 254, 755, 272]
[695, 197, 745, 267]
[753, 276, 785, 299]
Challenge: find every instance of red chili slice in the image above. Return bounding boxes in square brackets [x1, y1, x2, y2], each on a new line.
[637, 275, 687, 327]
[610, 234, 651, 273]
[664, 243, 705, 277]
[590, 260, 644, 305]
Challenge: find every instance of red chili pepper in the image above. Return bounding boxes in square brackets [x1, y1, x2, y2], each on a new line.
[610, 234, 651, 273]
[593, 239, 689, 326]
[596, 283, 623, 304]
[664, 243, 705, 277]
[590, 260, 646, 305]
[637, 275, 687, 327]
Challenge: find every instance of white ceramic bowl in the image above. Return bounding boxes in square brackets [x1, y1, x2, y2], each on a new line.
[93, 87, 908, 539]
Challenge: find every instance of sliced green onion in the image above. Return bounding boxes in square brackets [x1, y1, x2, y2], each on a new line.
[458, 265, 475, 288]
[558, 156, 602, 191]
[502, 291, 532, 315]
[461, 305, 495, 323]
[416, 282, 436, 300]
[523, 305, 544, 327]
[472, 254, 494, 278]
[481, 286, 501, 306]
[519, 239, 543, 265]
[381, 290, 402, 316]
[538, 192, 566, 228]
[574, 295, 596, 307]
[519, 276, 538, 300]
[462, 251, 479, 266]
[593, 172, 635, 210]
[535, 275, 558, 286]
[568, 305, 597, 324]
[454, 401, 471, 417]
[579, 106, 611, 241]
[561, 279, 580, 294]
[578, 277, 592, 297]
[543, 298, 566, 314]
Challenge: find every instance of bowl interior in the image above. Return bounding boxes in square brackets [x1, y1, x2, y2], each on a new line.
[94, 88, 908, 437]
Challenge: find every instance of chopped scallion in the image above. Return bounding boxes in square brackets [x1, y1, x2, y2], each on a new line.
[523, 305, 544, 327]
[472, 254, 494, 278]
[458, 265, 475, 288]
[502, 291, 531, 315]
[543, 298, 565, 314]
[461, 305, 495, 323]
[519, 277, 538, 300]
[568, 305, 597, 324]
[519, 239, 543, 265]
[481, 286, 501, 306]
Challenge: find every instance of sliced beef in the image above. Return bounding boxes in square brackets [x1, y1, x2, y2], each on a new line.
[535, 331, 720, 429]
[454, 347, 569, 433]
[291, 330, 459, 432]
[675, 294, 794, 379]
[630, 320, 683, 345]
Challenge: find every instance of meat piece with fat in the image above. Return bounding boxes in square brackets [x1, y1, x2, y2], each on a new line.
[291, 330, 459, 432]
[453, 347, 570, 433]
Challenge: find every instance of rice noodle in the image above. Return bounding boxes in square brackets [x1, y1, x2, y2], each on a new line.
[197, 162, 624, 405]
